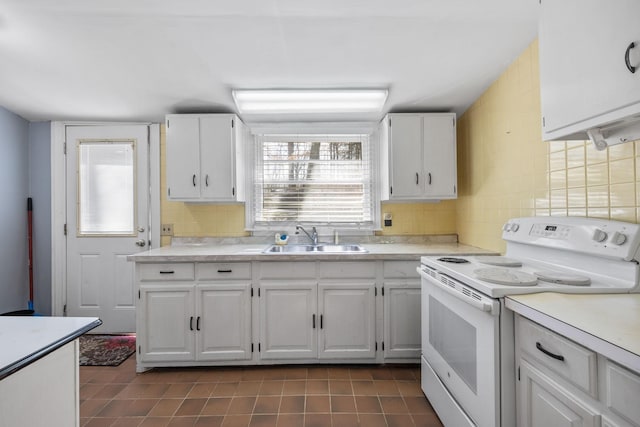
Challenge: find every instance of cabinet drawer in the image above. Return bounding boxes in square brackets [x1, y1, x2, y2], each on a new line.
[604, 360, 640, 426]
[518, 316, 597, 397]
[383, 261, 419, 278]
[258, 262, 315, 279]
[198, 262, 251, 280]
[318, 262, 376, 279]
[138, 263, 194, 281]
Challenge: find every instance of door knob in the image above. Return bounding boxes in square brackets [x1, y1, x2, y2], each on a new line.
[135, 239, 146, 247]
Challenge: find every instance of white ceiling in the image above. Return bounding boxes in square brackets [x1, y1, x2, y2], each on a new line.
[0, 0, 539, 124]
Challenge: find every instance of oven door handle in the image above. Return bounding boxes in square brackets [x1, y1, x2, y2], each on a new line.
[417, 267, 497, 314]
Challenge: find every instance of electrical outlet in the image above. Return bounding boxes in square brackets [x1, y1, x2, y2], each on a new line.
[383, 213, 392, 227]
[161, 224, 174, 236]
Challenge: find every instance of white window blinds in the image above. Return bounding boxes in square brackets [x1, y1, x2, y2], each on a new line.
[252, 134, 375, 226]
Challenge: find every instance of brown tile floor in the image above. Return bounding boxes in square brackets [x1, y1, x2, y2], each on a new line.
[80, 357, 443, 427]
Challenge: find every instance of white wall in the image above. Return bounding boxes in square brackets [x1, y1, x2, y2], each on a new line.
[28, 122, 52, 315]
[0, 107, 29, 314]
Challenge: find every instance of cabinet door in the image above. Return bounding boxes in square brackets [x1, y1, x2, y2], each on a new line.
[423, 114, 456, 198]
[318, 282, 376, 359]
[518, 359, 601, 427]
[383, 282, 421, 359]
[166, 116, 201, 199]
[388, 114, 423, 199]
[540, 0, 640, 139]
[196, 283, 252, 361]
[199, 115, 236, 201]
[259, 281, 317, 360]
[138, 284, 195, 362]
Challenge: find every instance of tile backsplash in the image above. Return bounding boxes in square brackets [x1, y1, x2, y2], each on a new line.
[456, 39, 640, 253]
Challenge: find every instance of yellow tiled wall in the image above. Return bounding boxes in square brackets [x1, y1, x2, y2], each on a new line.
[377, 201, 457, 236]
[160, 127, 456, 245]
[457, 39, 640, 253]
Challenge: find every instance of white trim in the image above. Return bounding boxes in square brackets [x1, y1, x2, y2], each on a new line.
[50, 121, 160, 316]
[149, 124, 161, 250]
[51, 122, 66, 316]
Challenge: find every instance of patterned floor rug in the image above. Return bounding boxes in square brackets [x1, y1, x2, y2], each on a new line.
[79, 334, 136, 366]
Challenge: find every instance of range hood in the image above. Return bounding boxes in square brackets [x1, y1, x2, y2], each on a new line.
[586, 115, 640, 151]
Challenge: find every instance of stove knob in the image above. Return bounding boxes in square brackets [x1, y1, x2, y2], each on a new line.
[592, 229, 608, 243]
[502, 223, 511, 232]
[511, 223, 520, 232]
[611, 231, 627, 245]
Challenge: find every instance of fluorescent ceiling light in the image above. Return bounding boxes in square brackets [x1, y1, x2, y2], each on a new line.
[232, 89, 388, 114]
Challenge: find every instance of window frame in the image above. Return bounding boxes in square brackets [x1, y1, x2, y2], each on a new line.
[245, 124, 381, 234]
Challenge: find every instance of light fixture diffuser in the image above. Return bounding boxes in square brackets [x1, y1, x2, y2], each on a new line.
[232, 89, 388, 115]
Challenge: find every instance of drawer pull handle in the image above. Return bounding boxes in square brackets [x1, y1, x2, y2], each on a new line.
[217, 269, 233, 273]
[625, 42, 636, 74]
[189, 316, 194, 331]
[159, 271, 175, 275]
[536, 342, 565, 361]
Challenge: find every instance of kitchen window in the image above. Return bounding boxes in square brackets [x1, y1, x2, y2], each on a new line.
[248, 133, 377, 230]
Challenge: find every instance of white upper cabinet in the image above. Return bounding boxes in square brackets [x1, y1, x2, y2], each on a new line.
[165, 114, 246, 202]
[380, 113, 457, 201]
[539, 0, 640, 149]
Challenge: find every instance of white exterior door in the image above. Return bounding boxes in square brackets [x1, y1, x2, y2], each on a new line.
[65, 125, 149, 333]
[259, 282, 317, 360]
[197, 283, 252, 361]
[318, 282, 376, 359]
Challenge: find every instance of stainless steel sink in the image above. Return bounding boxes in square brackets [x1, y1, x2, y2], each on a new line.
[263, 244, 368, 254]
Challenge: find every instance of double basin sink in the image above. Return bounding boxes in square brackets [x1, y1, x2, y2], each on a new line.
[263, 244, 368, 254]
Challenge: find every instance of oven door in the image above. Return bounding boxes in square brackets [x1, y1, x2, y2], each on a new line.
[418, 266, 501, 427]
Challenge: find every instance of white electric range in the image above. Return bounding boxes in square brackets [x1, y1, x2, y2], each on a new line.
[418, 217, 640, 427]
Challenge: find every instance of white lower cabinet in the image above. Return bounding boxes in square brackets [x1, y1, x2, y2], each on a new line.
[318, 282, 376, 359]
[196, 283, 252, 361]
[258, 281, 376, 361]
[139, 284, 196, 362]
[516, 315, 640, 427]
[518, 359, 600, 427]
[135, 259, 422, 370]
[138, 283, 252, 363]
[259, 281, 318, 360]
[383, 282, 421, 359]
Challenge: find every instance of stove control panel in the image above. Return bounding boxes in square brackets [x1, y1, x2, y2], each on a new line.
[502, 217, 640, 261]
[529, 223, 572, 239]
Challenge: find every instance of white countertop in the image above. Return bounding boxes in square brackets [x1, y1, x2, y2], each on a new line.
[128, 242, 496, 262]
[506, 294, 640, 373]
[0, 316, 101, 379]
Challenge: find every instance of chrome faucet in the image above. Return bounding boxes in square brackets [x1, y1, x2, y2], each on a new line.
[296, 225, 318, 245]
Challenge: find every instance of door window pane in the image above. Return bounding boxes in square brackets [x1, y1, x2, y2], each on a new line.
[78, 140, 136, 235]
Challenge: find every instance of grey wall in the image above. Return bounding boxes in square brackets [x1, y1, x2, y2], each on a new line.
[29, 122, 52, 315]
[0, 107, 29, 314]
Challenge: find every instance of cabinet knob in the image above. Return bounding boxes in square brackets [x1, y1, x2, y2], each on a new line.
[135, 239, 146, 247]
